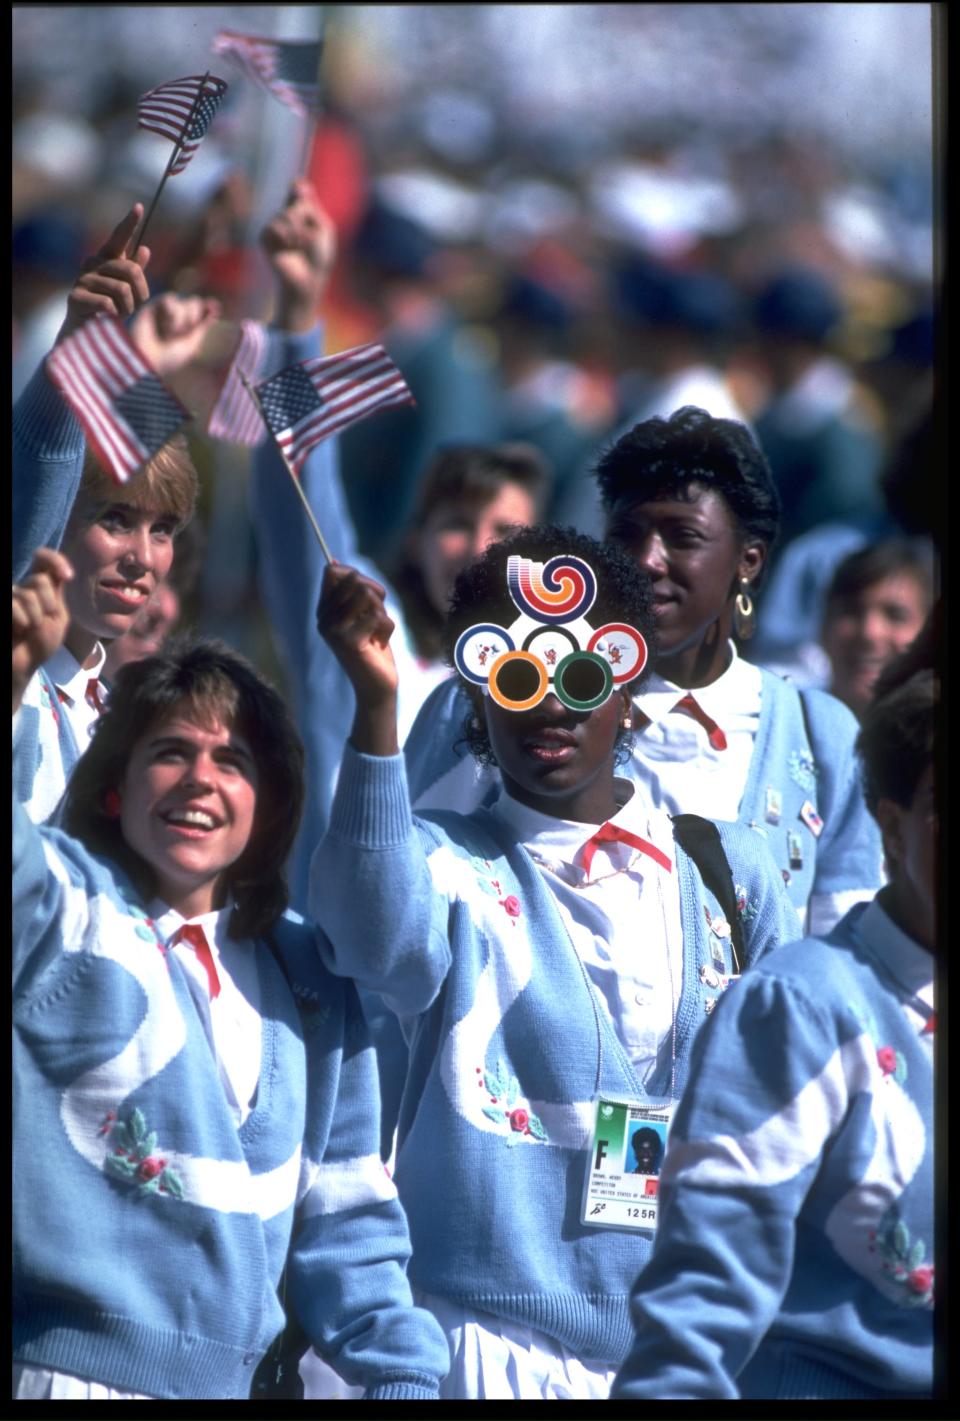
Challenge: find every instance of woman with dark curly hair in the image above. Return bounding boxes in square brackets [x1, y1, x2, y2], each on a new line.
[405, 406, 883, 940]
[311, 524, 800, 1400]
[12, 549, 449, 1402]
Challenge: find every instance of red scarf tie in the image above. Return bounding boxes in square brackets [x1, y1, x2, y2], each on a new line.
[85, 678, 106, 713]
[170, 924, 221, 999]
[580, 821, 673, 882]
[673, 693, 727, 751]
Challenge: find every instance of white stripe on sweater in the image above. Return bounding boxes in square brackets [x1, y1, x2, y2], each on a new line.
[429, 842, 596, 1150]
[297, 1152, 398, 1218]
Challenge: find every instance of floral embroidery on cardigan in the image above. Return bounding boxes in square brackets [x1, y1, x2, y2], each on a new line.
[472, 857, 522, 925]
[476, 1058, 547, 1145]
[869, 1206, 934, 1307]
[876, 1044, 908, 1086]
[103, 1107, 185, 1199]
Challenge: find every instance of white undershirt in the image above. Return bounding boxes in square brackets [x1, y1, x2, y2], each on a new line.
[148, 899, 262, 1128]
[489, 778, 682, 1083]
[630, 642, 761, 824]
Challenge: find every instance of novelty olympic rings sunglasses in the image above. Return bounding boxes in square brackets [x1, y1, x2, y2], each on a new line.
[454, 554, 648, 712]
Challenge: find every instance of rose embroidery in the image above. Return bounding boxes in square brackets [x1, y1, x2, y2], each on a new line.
[472, 858, 522, 927]
[907, 1265, 934, 1295]
[871, 1209, 934, 1307]
[478, 1057, 547, 1146]
[104, 1107, 184, 1199]
[876, 1045, 907, 1084]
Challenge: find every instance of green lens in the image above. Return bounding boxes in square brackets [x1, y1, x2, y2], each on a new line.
[554, 652, 613, 711]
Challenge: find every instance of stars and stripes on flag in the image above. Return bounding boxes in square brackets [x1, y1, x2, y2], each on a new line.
[254, 343, 415, 474]
[212, 31, 322, 118]
[138, 74, 228, 174]
[46, 317, 190, 485]
[207, 320, 269, 446]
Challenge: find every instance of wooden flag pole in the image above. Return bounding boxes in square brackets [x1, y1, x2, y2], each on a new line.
[132, 71, 213, 256]
[240, 373, 334, 564]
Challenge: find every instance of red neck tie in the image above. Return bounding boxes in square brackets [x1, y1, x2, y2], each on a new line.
[170, 924, 221, 999]
[85, 678, 106, 713]
[673, 693, 727, 751]
[580, 821, 673, 882]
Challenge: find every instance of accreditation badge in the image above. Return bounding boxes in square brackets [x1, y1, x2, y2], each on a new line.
[581, 1096, 673, 1232]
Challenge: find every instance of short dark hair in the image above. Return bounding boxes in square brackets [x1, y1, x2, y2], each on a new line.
[594, 405, 781, 554]
[440, 523, 656, 766]
[824, 538, 937, 615]
[63, 637, 305, 940]
[856, 668, 936, 818]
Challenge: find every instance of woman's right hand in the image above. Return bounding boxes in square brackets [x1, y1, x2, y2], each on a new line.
[317, 563, 400, 755]
[12, 548, 74, 715]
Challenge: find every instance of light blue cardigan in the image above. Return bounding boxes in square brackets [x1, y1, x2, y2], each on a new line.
[13, 784, 449, 1400]
[612, 899, 934, 1399]
[309, 744, 802, 1365]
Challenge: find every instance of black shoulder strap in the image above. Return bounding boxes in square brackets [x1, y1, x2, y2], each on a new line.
[670, 813, 746, 967]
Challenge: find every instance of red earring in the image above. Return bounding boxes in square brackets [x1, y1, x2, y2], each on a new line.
[103, 788, 122, 819]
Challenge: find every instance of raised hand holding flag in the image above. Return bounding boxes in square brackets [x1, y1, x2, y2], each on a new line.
[46, 316, 189, 486]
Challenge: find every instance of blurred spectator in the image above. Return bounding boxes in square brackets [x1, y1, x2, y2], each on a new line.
[751, 265, 887, 557]
[820, 538, 936, 721]
[386, 441, 549, 672]
[336, 198, 503, 565]
[492, 271, 610, 517]
[12, 211, 89, 399]
[555, 256, 748, 535]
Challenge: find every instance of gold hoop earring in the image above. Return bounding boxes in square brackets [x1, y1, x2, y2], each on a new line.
[734, 579, 756, 640]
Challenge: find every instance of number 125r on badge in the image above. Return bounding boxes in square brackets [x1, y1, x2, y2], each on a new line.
[581, 1097, 672, 1232]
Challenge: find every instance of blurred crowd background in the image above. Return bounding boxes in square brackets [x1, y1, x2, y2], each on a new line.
[13, 3, 942, 695]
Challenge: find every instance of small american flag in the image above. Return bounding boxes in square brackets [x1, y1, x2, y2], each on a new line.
[46, 317, 189, 485]
[212, 31, 322, 119]
[138, 74, 228, 174]
[254, 343, 415, 474]
[207, 320, 268, 446]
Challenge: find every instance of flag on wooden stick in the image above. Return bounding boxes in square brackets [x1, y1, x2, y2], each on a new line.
[212, 31, 322, 118]
[138, 73, 228, 174]
[207, 320, 269, 446]
[46, 317, 190, 485]
[253, 343, 415, 475]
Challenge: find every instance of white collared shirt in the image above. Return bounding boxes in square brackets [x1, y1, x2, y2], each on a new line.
[148, 900, 262, 1127]
[631, 642, 761, 823]
[45, 640, 108, 749]
[490, 778, 683, 1084]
